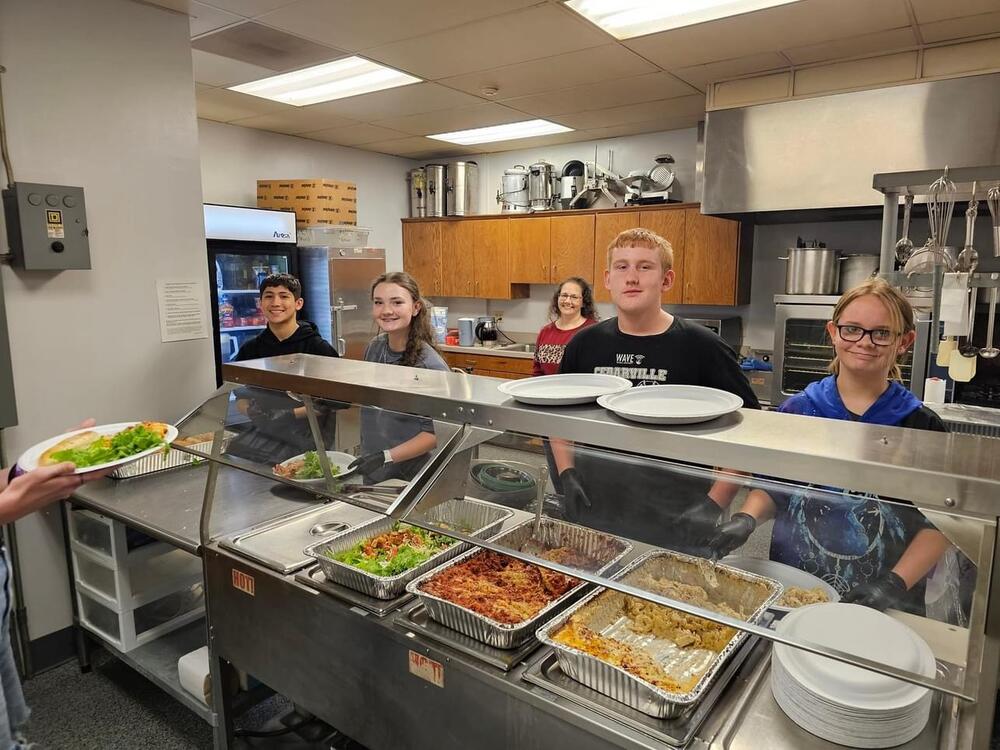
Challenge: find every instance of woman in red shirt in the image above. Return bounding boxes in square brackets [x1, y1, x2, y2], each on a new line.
[533, 276, 599, 376]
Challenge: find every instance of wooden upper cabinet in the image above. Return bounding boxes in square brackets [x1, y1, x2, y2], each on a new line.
[471, 219, 511, 299]
[683, 210, 742, 305]
[439, 221, 475, 297]
[639, 209, 686, 305]
[550, 214, 595, 284]
[509, 216, 550, 284]
[401, 222, 441, 296]
[592, 212, 634, 303]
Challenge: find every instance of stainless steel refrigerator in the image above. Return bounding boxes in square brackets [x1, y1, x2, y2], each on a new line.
[298, 243, 385, 360]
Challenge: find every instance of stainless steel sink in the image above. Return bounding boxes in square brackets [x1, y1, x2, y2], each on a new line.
[499, 343, 536, 353]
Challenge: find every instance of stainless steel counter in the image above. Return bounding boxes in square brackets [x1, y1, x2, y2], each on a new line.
[71, 464, 321, 555]
[440, 343, 534, 359]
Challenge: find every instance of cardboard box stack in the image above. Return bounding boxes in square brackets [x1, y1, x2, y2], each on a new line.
[257, 179, 358, 227]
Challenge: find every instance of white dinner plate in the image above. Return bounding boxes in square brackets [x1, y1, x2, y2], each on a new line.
[597, 384, 743, 425]
[497, 374, 632, 405]
[721, 556, 839, 613]
[273, 450, 356, 485]
[18, 422, 179, 475]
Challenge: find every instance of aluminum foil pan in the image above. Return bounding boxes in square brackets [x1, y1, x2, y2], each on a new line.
[111, 432, 236, 479]
[304, 498, 512, 600]
[536, 549, 782, 718]
[406, 517, 632, 649]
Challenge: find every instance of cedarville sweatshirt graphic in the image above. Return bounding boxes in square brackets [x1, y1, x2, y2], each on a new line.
[593, 353, 668, 385]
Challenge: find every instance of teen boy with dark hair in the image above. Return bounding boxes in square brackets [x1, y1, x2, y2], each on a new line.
[229, 273, 339, 462]
[552, 228, 759, 553]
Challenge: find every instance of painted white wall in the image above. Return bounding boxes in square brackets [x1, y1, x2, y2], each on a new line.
[465, 128, 699, 216]
[198, 120, 416, 270]
[0, 0, 213, 639]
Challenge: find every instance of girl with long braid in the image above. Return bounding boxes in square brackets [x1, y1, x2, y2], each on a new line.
[348, 272, 449, 483]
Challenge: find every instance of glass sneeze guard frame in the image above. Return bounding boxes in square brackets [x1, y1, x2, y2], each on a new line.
[187, 354, 1000, 705]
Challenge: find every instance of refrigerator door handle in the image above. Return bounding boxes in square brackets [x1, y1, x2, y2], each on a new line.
[337, 337, 347, 357]
[331, 300, 359, 357]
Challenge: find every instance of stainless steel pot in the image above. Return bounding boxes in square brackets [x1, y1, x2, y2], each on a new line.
[498, 165, 529, 213]
[528, 161, 557, 211]
[446, 161, 478, 216]
[838, 254, 879, 293]
[425, 164, 446, 217]
[778, 245, 840, 295]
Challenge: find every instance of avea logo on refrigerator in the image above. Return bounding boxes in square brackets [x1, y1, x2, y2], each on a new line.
[273, 231, 291, 239]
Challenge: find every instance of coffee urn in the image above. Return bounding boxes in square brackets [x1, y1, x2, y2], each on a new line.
[425, 163, 446, 217]
[407, 167, 426, 218]
[528, 161, 557, 211]
[497, 165, 530, 213]
[446, 160, 479, 216]
[560, 160, 586, 209]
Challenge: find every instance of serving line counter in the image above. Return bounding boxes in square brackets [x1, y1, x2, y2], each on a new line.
[123, 355, 1000, 749]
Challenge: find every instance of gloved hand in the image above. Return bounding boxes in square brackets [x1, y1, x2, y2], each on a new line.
[558, 468, 592, 522]
[247, 403, 293, 424]
[704, 512, 756, 560]
[349, 450, 391, 478]
[842, 571, 907, 611]
[678, 495, 724, 537]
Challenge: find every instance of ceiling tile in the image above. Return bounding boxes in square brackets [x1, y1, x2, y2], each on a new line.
[306, 82, 485, 121]
[373, 103, 529, 136]
[783, 27, 917, 66]
[502, 72, 698, 119]
[304, 123, 412, 146]
[256, 0, 539, 53]
[195, 82, 216, 92]
[357, 136, 459, 157]
[909, 0, 1000, 25]
[228, 104, 359, 133]
[140, 0, 189, 12]
[191, 49, 277, 86]
[195, 86, 291, 121]
[401, 147, 483, 161]
[920, 12, 1000, 43]
[189, 1, 244, 37]
[670, 52, 789, 90]
[922, 37, 1000, 77]
[438, 44, 657, 100]
[793, 51, 917, 96]
[192, 21, 346, 71]
[363, 4, 611, 80]
[195, 0, 300, 16]
[555, 95, 706, 131]
[625, 0, 910, 70]
[583, 115, 702, 140]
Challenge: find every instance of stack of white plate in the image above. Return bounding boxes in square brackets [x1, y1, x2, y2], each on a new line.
[771, 603, 935, 748]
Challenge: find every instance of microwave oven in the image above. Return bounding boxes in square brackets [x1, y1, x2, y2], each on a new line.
[771, 295, 931, 406]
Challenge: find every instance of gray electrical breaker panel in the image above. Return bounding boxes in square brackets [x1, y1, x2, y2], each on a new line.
[2, 182, 90, 270]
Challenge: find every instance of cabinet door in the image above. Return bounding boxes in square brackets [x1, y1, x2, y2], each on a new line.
[472, 219, 510, 299]
[592, 212, 634, 303]
[683, 210, 740, 306]
[550, 214, 595, 283]
[509, 217, 550, 284]
[439, 221, 476, 297]
[640, 209, 686, 305]
[401, 222, 441, 296]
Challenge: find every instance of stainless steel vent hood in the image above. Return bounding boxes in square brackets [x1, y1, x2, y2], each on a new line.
[701, 72, 1000, 214]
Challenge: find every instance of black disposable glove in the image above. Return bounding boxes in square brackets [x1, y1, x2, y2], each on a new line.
[349, 451, 389, 478]
[705, 512, 756, 560]
[558, 468, 592, 523]
[841, 571, 907, 611]
[679, 495, 724, 535]
[247, 404, 293, 424]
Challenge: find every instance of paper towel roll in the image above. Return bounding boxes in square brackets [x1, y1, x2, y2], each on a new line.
[178, 646, 211, 705]
[924, 377, 946, 404]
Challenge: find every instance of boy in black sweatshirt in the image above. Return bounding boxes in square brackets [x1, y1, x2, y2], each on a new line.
[229, 273, 339, 462]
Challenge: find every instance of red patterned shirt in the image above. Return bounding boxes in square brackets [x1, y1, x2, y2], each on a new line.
[532, 318, 597, 376]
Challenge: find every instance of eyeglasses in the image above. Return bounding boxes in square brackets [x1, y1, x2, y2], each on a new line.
[558, 293, 581, 301]
[835, 324, 896, 346]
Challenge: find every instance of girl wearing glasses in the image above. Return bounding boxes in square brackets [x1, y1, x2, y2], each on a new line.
[708, 278, 953, 617]
[532, 277, 599, 376]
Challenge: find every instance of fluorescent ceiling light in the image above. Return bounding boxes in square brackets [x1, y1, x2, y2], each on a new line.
[428, 119, 572, 146]
[565, 0, 804, 38]
[229, 56, 421, 106]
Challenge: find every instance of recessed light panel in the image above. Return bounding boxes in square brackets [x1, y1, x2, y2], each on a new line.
[428, 119, 572, 146]
[230, 57, 421, 107]
[565, 0, 803, 39]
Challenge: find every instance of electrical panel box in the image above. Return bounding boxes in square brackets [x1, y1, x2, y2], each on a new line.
[2, 182, 90, 270]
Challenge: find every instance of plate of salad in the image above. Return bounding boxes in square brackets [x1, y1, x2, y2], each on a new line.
[272, 450, 355, 485]
[325, 523, 456, 577]
[18, 422, 178, 474]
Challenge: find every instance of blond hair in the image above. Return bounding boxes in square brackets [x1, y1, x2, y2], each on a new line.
[606, 228, 674, 271]
[829, 277, 915, 382]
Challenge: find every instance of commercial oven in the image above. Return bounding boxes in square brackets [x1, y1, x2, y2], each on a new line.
[771, 294, 931, 406]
